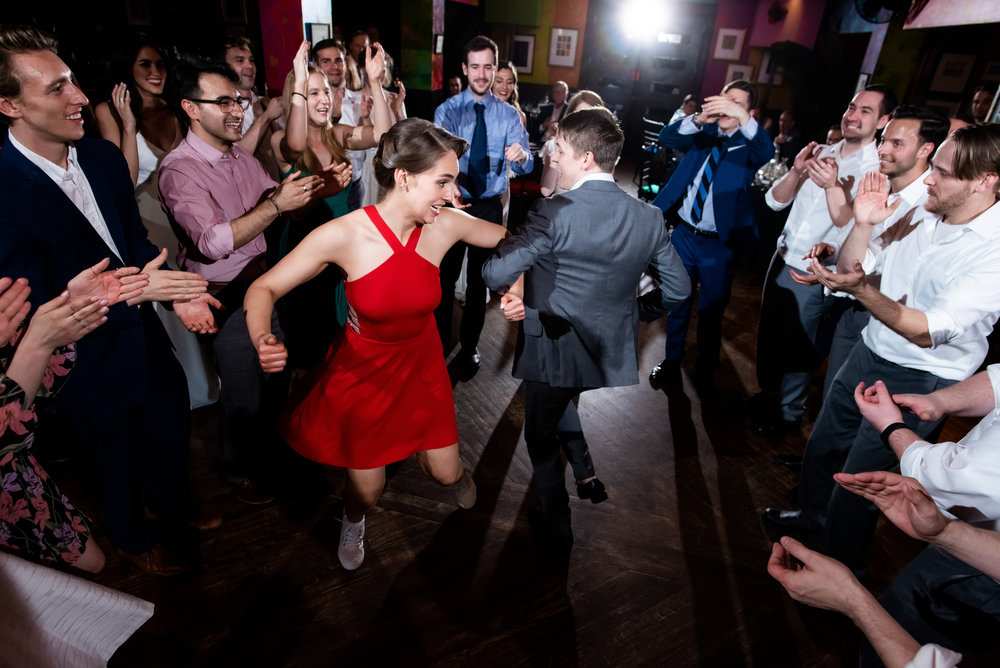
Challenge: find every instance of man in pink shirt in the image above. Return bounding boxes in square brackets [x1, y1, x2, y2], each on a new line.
[160, 59, 319, 503]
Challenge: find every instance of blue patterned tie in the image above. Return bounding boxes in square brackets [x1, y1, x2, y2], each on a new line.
[691, 138, 727, 224]
[469, 102, 488, 198]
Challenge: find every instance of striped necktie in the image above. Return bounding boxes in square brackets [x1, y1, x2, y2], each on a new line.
[691, 138, 728, 224]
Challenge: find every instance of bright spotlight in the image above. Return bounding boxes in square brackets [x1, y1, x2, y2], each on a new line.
[620, 0, 669, 40]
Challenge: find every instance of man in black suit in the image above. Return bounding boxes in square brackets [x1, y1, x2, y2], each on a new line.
[483, 108, 690, 551]
[0, 25, 217, 575]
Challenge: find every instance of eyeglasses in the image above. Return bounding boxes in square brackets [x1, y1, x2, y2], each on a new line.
[186, 96, 251, 113]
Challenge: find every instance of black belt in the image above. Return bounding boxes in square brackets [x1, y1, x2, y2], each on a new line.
[680, 220, 719, 239]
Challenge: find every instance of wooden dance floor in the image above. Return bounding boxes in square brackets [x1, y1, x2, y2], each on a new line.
[52, 175, 988, 666]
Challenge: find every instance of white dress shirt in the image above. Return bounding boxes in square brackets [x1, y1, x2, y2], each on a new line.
[861, 200, 1000, 380]
[341, 88, 365, 183]
[766, 139, 879, 271]
[7, 133, 123, 261]
[900, 364, 1000, 529]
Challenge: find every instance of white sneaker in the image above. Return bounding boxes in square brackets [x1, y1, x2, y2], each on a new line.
[338, 514, 365, 570]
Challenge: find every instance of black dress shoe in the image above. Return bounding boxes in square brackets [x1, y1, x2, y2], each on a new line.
[649, 359, 682, 387]
[454, 348, 481, 379]
[761, 507, 818, 533]
[576, 478, 608, 504]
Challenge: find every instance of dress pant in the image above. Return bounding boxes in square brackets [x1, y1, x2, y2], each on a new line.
[557, 401, 595, 483]
[435, 196, 503, 354]
[797, 343, 954, 571]
[860, 546, 1000, 666]
[209, 280, 286, 482]
[523, 380, 593, 535]
[820, 298, 870, 398]
[71, 316, 191, 554]
[755, 252, 826, 421]
[664, 222, 735, 378]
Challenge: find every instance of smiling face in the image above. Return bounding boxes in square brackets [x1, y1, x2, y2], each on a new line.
[184, 72, 244, 150]
[716, 87, 750, 134]
[315, 46, 345, 87]
[224, 46, 256, 94]
[841, 90, 887, 145]
[306, 71, 332, 126]
[0, 50, 89, 155]
[550, 131, 588, 191]
[462, 49, 495, 99]
[492, 67, 515, 102]
[923, 139, 977, 217]
[402, 151, 460, 224]
[877, 118, 930, 181]
[132, 45, 167, 96]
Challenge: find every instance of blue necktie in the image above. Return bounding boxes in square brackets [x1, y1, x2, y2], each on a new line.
[691, 138, 727, 224]
[469, 102, 488, 198]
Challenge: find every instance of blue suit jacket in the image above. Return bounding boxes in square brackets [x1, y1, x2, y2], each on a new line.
[652, 118, 774, 246]
[0, 135, 173, 414]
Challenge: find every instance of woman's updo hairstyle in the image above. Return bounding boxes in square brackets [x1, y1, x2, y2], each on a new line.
[372, 118, 468, 201]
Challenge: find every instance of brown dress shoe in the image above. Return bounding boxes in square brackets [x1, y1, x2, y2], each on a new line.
[117, 545, 190, 576]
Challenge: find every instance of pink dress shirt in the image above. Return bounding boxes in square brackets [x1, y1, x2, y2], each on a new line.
[159, 131, 276, 283]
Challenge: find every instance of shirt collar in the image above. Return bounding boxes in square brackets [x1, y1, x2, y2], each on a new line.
[184, 129, 237, 164]
[463, 88, 496, 109]
[6, 131, 77, 181]
[569, 172, 615, 191]
[890, 168, 930, 206]
[965, 199, 1000, 240]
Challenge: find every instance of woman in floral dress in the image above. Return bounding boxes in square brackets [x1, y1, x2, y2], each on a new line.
[0, 259, 142, 573]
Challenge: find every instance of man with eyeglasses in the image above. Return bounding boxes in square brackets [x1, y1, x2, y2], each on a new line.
[160, 58, 320, 504]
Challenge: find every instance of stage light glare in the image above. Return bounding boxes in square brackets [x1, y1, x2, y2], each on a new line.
[620, 0, 669, 40]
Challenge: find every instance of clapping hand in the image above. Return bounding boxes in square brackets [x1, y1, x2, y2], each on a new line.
[174, 292, 223, 334]
[363, 42, 386, 90]
[127, 248, 207, 304]
[67, 257, 148, 308]
[854, 171, 901, 227]
[834, 471, 949, 543]
[0, 277, 32, 346]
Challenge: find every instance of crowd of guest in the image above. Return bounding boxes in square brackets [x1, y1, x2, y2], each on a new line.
[1, 17, 999, 667]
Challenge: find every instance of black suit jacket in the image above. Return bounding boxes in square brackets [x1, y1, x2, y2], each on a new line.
[0, 135, 172, 414]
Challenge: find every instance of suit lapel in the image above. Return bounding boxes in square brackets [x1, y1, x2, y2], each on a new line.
[5, 141, 128, 267]
[76, 145, 130, 262]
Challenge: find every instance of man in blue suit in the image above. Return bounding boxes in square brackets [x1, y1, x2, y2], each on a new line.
[0, 25, 217, 575]
[650, 81, 773, 392]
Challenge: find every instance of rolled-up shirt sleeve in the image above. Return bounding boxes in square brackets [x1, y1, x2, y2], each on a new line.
[922, 261, 1000, 348]
[764, 184, 793, 212]
[900, 365, 1000, 527]
[159, 167, 236, 261]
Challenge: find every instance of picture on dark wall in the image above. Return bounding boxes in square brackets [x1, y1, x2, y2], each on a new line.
[511, 34, 534, 75]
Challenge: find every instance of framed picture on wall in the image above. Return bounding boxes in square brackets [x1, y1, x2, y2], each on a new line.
[548, 28, 578, 68]
[305, 23, 330, 44]
[713, 28, 745, 61]
[511, 34, 535, 75]
[929, 53, 976, 93]
[725, 63, 753, 84]
[757, 49, 782, 86]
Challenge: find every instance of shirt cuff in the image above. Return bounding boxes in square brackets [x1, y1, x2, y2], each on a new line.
[678, 116, 701, 135]
[923, 309, 956, 349]
[739, 116, 759, 140]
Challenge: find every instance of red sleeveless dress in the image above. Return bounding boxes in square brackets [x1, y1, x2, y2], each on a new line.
[280, 206, 458, 469]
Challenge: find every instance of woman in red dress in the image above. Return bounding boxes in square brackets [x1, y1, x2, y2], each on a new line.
[245, 118, 523, 570]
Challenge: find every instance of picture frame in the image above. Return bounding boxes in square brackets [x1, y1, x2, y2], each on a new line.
[511, 34, 535, 75]
[305, 23, 330, 44]
[548, 28, 578, 68]
[924, 97, 960, 118]
[929, 53, 976, 94]
[757, 49, 782, 86]
[713, 28, 745, 61]
[725, 63, 753, 84]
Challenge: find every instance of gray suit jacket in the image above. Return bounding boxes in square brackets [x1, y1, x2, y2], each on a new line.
[483, 178, 690, 388]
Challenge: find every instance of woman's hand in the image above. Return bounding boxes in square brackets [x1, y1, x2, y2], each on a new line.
[0, 277, 31, 347]
[293, 40, 310, 84]
[25, 290, 108, 350]
[67, 257, 148, 307]
[255, 333, 288, 373]
[111, 82, 136, 134]
[363, 42, 386, 88]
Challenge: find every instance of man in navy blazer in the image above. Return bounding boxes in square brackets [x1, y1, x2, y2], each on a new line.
[0, 26, 216, 574]
[650, 80, 773, 391]
[483, 108, 690, 552]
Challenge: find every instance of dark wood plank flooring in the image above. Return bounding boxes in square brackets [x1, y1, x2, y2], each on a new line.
[42, 171, 990, 667]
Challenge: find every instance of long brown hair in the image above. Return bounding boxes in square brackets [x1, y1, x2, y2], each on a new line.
[281, 67, 348, 174]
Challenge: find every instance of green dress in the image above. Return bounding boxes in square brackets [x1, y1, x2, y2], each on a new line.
[277, 167, 352, 369]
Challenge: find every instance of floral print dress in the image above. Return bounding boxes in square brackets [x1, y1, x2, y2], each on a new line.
[0, 334, 93, 567]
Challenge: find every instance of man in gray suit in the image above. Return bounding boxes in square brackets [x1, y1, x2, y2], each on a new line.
[483, 107, 691, 552]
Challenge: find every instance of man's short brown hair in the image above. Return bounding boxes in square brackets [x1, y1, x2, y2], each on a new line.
[948, 123, 1000, 190]
[557, 107, 624, 172]
[0, 24, 58, 104]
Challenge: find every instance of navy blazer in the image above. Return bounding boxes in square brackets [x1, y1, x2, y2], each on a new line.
[652, 118, 774, 245]
[0, 135, 171, 414]
[483, 179, 691, 389]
